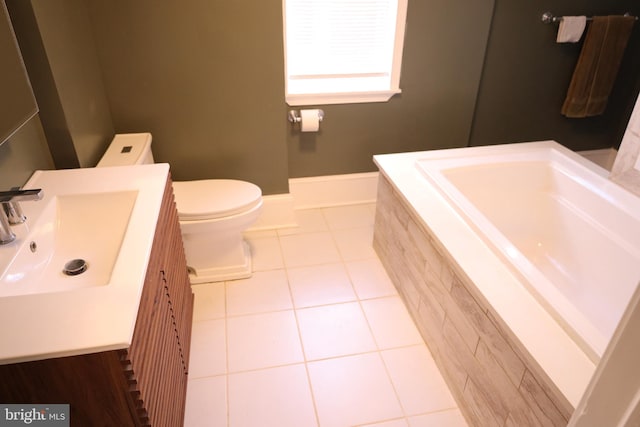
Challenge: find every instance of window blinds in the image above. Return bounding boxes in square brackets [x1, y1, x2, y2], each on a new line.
[286, 0, 396, 78]
[284, 0, 404, 102]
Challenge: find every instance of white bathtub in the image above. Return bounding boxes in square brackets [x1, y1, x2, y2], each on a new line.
[415, 141, 640, 361]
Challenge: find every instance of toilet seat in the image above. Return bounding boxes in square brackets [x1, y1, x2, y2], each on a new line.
[172, 180, 262, 221]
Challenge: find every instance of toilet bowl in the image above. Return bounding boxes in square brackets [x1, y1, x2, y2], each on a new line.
[96, 133, 263, 283]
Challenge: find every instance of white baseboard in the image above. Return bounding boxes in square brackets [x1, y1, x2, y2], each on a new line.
[289, 172, 379, 209]
[250, 193, 297, 231]
[250, 172, 380, 230]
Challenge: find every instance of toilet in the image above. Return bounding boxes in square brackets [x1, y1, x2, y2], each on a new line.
[96, 133, 263, 284]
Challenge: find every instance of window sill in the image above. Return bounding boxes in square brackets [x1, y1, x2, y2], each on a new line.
[285, 89, 401, 106]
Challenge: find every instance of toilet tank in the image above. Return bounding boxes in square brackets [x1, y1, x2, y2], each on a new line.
[96, 133, 155, 167]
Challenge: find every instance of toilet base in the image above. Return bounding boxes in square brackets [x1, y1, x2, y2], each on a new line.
[187, 240, 253, 284]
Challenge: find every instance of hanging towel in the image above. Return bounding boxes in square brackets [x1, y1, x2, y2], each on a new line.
[557, 16, 587, 43]
[561, 15, 636, 118]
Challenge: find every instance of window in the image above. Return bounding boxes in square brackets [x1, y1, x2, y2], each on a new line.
[283, 0, 408, 106]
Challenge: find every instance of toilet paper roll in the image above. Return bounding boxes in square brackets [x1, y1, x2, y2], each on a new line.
[300, 109, 320, 132]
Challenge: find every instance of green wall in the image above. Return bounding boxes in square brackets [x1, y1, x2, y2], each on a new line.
[85, 0, 290, 194]
[2, 0, 640, 194]
[83, 0, 493, 191]
[470, 0, 640, 150]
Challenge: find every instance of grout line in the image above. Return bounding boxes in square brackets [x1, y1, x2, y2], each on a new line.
[187, 207, 465, 426]
[282, 237, 322, 427]
[359, 289, 408, 418]
[222, 281, 230, 427]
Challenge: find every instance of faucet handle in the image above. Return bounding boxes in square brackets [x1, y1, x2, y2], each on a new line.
[2, 201, 26, 224]
[0, 187, 43, 226]
[0, 212, 15, 244]
[0, 187, 44, 244]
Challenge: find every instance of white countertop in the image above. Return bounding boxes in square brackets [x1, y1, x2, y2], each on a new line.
[0, 164, 169, 364]
[374, 144, 596, 409]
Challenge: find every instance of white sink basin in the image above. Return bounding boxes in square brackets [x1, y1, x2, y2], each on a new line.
[0, 167, 158, 298]
[0, 164, 170, 363]
[0, 191, 138, 297]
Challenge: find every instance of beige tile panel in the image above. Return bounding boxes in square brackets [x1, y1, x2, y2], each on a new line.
[423, 261, 451, 312]
[450, 278, 526, 388]
[416, 293, 446, 343]
[402, 262, 427, 313]
[378, 178, 410, 230]
[407, 219, 443, 275]
[485, 309, 573, 418]
[475, 340, 541, 426]
[520, 369, 570, 426]
[441, 317, 476, 395]
[440, 283, 481, 353]
[414, 299, 444, 359]
[463, 378, 503, 427]
[440, 265, 455, 292]
[373, 174, 575, 426]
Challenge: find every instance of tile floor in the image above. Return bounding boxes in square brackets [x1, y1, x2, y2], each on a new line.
[184, 203, 468, 427]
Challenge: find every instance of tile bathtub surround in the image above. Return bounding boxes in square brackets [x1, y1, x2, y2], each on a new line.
[183, 203, 468, 427]
[611, 92, 640, 196]
[373, 175, 572, 427]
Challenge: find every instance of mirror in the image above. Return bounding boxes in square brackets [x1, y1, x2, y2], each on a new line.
[0, 0, 37, 146]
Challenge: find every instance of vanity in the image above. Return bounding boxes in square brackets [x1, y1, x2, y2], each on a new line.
[0, 165, 194, 426]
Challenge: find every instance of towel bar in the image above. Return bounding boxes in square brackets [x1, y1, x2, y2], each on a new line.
[542, 11, 638, 24]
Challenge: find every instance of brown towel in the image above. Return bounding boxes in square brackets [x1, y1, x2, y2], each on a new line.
[561, 15, 635, 118]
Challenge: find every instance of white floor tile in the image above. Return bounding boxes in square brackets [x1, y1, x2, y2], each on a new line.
[407, 409, 468, 427]
[308, 353, 404, 427]
[279, 232, 341, 268]
[322, 204, 375, 230]
[227, 310, 303, 372]
[361, 296, 423, 349]
[189, 319, 227, 379]
[296, 302, 377, 360]
[382, 346, 458, 416]
[246, 236, 284, 271]
[228, 364, 318, 427]
[191, 282, 225, 322]
[184, 376, 227, 427]
[185, 202, 463, 427]
[346, 258, 398, 299]
[361, 419, 410, 427]
[332, 226, 377, 261]
[287, 263, 357, 308]
[278, 208, 328, 236]
[226, 270, 292, 316]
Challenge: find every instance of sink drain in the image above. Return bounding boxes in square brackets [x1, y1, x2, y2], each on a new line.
[63, 259, 88, 276]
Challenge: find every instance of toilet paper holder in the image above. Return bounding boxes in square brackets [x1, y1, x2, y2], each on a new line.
[288, 109, 324, 124]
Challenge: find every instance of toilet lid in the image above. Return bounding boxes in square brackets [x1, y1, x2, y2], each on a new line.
[172, 180, 262, 220]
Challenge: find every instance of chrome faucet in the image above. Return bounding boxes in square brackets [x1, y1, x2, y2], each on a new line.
[0, 188, 44, 244]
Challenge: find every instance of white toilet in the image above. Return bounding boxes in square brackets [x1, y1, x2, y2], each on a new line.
[97, 132, 263, 284]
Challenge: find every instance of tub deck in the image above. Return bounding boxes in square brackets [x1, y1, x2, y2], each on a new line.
[373, 141, 630, 416]
[416, 146, 640, 361]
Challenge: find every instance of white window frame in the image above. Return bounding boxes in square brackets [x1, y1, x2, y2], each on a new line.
[282, 0, 408, 106]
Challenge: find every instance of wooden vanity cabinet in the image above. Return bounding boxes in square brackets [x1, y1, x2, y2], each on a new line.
[0, 175, 194, 426]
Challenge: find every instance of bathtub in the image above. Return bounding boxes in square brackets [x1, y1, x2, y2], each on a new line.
[373, 140, 640, 408]
[415, 141, 640, 362]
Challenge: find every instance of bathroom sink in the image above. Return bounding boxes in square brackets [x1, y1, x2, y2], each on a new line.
[0, 164, 170, 364]
[0, 191, 137, 297]
[0, 165, 167, 299]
